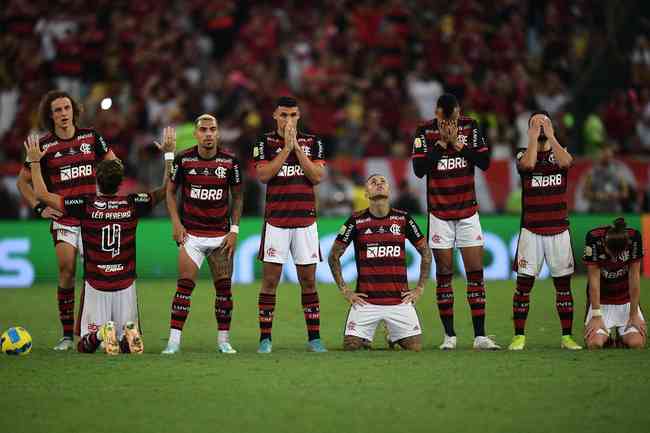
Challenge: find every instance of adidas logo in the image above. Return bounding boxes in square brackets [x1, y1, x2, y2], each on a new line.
[364, 228, 372, 234]
[188, 169, 197, 175]
[54, 152, 62, 158]
[476, 234, 482, 240]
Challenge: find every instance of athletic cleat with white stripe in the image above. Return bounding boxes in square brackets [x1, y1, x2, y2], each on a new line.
[439, 335, 457, 350]
[473, 335, 501, 350]
[217, 342, 237, 354]
[53, 337, 74, 351]
[161, 341, 180, 355]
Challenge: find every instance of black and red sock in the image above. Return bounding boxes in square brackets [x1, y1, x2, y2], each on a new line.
[436, 273, 455, 336]
[513, 275, 534, 335]
[57, 286, 74, 338]
[466, 270, 486, 337]
[302, 292, 321, 341]
[553, 276, 574, 336]
[214, 279, 233, 331]
[258, 293, 276, 341]
[170, 279, 195, 331]
[77, 332, 100, 353]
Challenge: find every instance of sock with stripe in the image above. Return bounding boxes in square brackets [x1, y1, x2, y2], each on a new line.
[169, 279, 196, 343]
[301, 291, 321, 341]
[466, 270, 486, 337]
[553, 276, 574, 336]
[258, 292, 276, 341]
[57, 286, 75, 338]
[77, 332, 100, 353]
[436, 273, 455, 336]
[513, 275, 534, 335]
[215, 279, 233, 344]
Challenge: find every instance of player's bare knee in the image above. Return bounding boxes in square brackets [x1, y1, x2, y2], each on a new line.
[624, 335, 645, 349]
[398, 336, 422, 352]
[343, 336, 369, 351]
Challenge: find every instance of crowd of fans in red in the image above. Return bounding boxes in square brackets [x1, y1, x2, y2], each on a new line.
[1, 0, 649, 217]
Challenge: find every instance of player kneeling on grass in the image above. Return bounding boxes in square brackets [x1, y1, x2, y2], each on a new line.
[328, 174, 432, 351]
[584, 218, 646, 350]
[25, 129, 174, 355]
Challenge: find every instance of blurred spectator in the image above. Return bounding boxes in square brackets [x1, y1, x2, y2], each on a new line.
[392, 181, 423, 215]
[582, 146, 630, 213]
[318, 167, 354, 216]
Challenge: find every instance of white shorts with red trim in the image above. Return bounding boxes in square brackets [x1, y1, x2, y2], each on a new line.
[344, 303, 422, 343]
[260, 222, 321, 265]
[515, 228, 574, 277]
[52, 221, 83, 255]
[586, 304, 645, 337]
[428, 212, 483, 249]
[79, 281, 139, 338]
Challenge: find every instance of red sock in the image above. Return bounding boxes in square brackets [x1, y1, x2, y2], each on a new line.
[57, 286, 74, 338]
[258, 293, 276, 341]
[436, 273, 455, 336]
[466, 270, 486, 337]
[215, 279, 233, 331]
[170, 279, 195, 331]
[553, 276, 574, 336]
[513, 275, 534, 335]
[302, 292, 321, 341]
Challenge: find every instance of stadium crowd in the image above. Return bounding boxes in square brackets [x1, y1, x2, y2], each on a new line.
[1, 0, 649, 218]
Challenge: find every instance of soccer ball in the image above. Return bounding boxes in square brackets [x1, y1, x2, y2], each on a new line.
[1, 327, 32, 355]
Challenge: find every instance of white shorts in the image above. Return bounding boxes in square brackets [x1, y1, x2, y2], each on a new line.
[344, 303, 422, 343]
[585, 304, 645, 337]
[515, 228, 574, 277]
[79, 282, 139, 338]
[52, 222, 83, 255]
[428, 212, 483, 249]
[260, 222, 321, 265]
[183, 234, 226, 269]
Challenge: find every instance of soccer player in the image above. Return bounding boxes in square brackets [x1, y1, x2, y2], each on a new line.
[509, 111, 582, 350]
[16, 90, 117, 351]
[328, 174, 432, 351]
[24, 128, 174, 354]
[584, 218, 646, 349]
[411, 93, 499, 350]
[161, 115, 243, 355]
[253, 96, 327, 353]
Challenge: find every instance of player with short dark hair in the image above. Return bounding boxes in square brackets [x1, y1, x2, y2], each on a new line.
[508, 111, 582, 350]
[161, 114, 243, 355]
[411, 93, 499, 350]
[584, 218, 646, 349]
[16, 90, 117, 351]
[253, 96, 327, 353]
[328, 174, 432, 351]
[24, 129, 174, 354]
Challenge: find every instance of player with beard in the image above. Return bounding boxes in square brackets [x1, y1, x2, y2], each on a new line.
[584, 218, 645, 349]
[411, 93, 499, 350]
[16, 90, 117, 351]
[328, 174, 432, 351]
[161, 114, 243, 355]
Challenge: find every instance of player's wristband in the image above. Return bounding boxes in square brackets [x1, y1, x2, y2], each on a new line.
[164, 152, 175, 161]
[33, 202, 46, 217]
[591, 308, 602, 318]
[230, 225, 239, 234]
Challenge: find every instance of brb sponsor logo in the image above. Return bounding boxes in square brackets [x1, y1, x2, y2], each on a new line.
[437, 157, 467, 171]
[366, 245, 401, 258]
[60, 164, 92, 181]
[278, 165, 304, 177]
[531, 174, 563, 188]
[190, 187, 223, 201]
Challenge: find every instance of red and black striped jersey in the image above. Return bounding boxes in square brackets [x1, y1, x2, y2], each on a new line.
[411, 116, 488, 220]
[25, 128, 110, 226]
[63, 193, 154, 292]
[583, 227, 643, 305]
[253, 131, 324, 228]
[517, 148, 569, 235]
[170, 147, 241, 237]
[335, 208, 425, 305]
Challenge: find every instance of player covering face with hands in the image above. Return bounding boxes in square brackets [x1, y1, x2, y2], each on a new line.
[24, 129, 174, 355]
[329, 174, 432, 351]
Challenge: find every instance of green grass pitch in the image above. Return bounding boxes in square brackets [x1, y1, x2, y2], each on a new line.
[1, 277, 649, 433]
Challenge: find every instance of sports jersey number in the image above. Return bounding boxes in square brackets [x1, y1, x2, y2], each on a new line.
[101, 224, 121, 258]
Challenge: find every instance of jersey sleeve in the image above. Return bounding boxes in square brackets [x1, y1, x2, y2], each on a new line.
[411, 125, 428, 159]
[312, 136, 325, 163]
[170, 154, 183, 185]
[335, 216, 356, 247]
[63, 196, 87, 219]
[583, 231, 602, 265]
[131, 193, 154, 218]
[229, 157, 242, 186]
[93, 130, 111, 159]
[253, 136, 267, 165]
[630, 229, 644, 262]
[405, 214, 425, 245]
